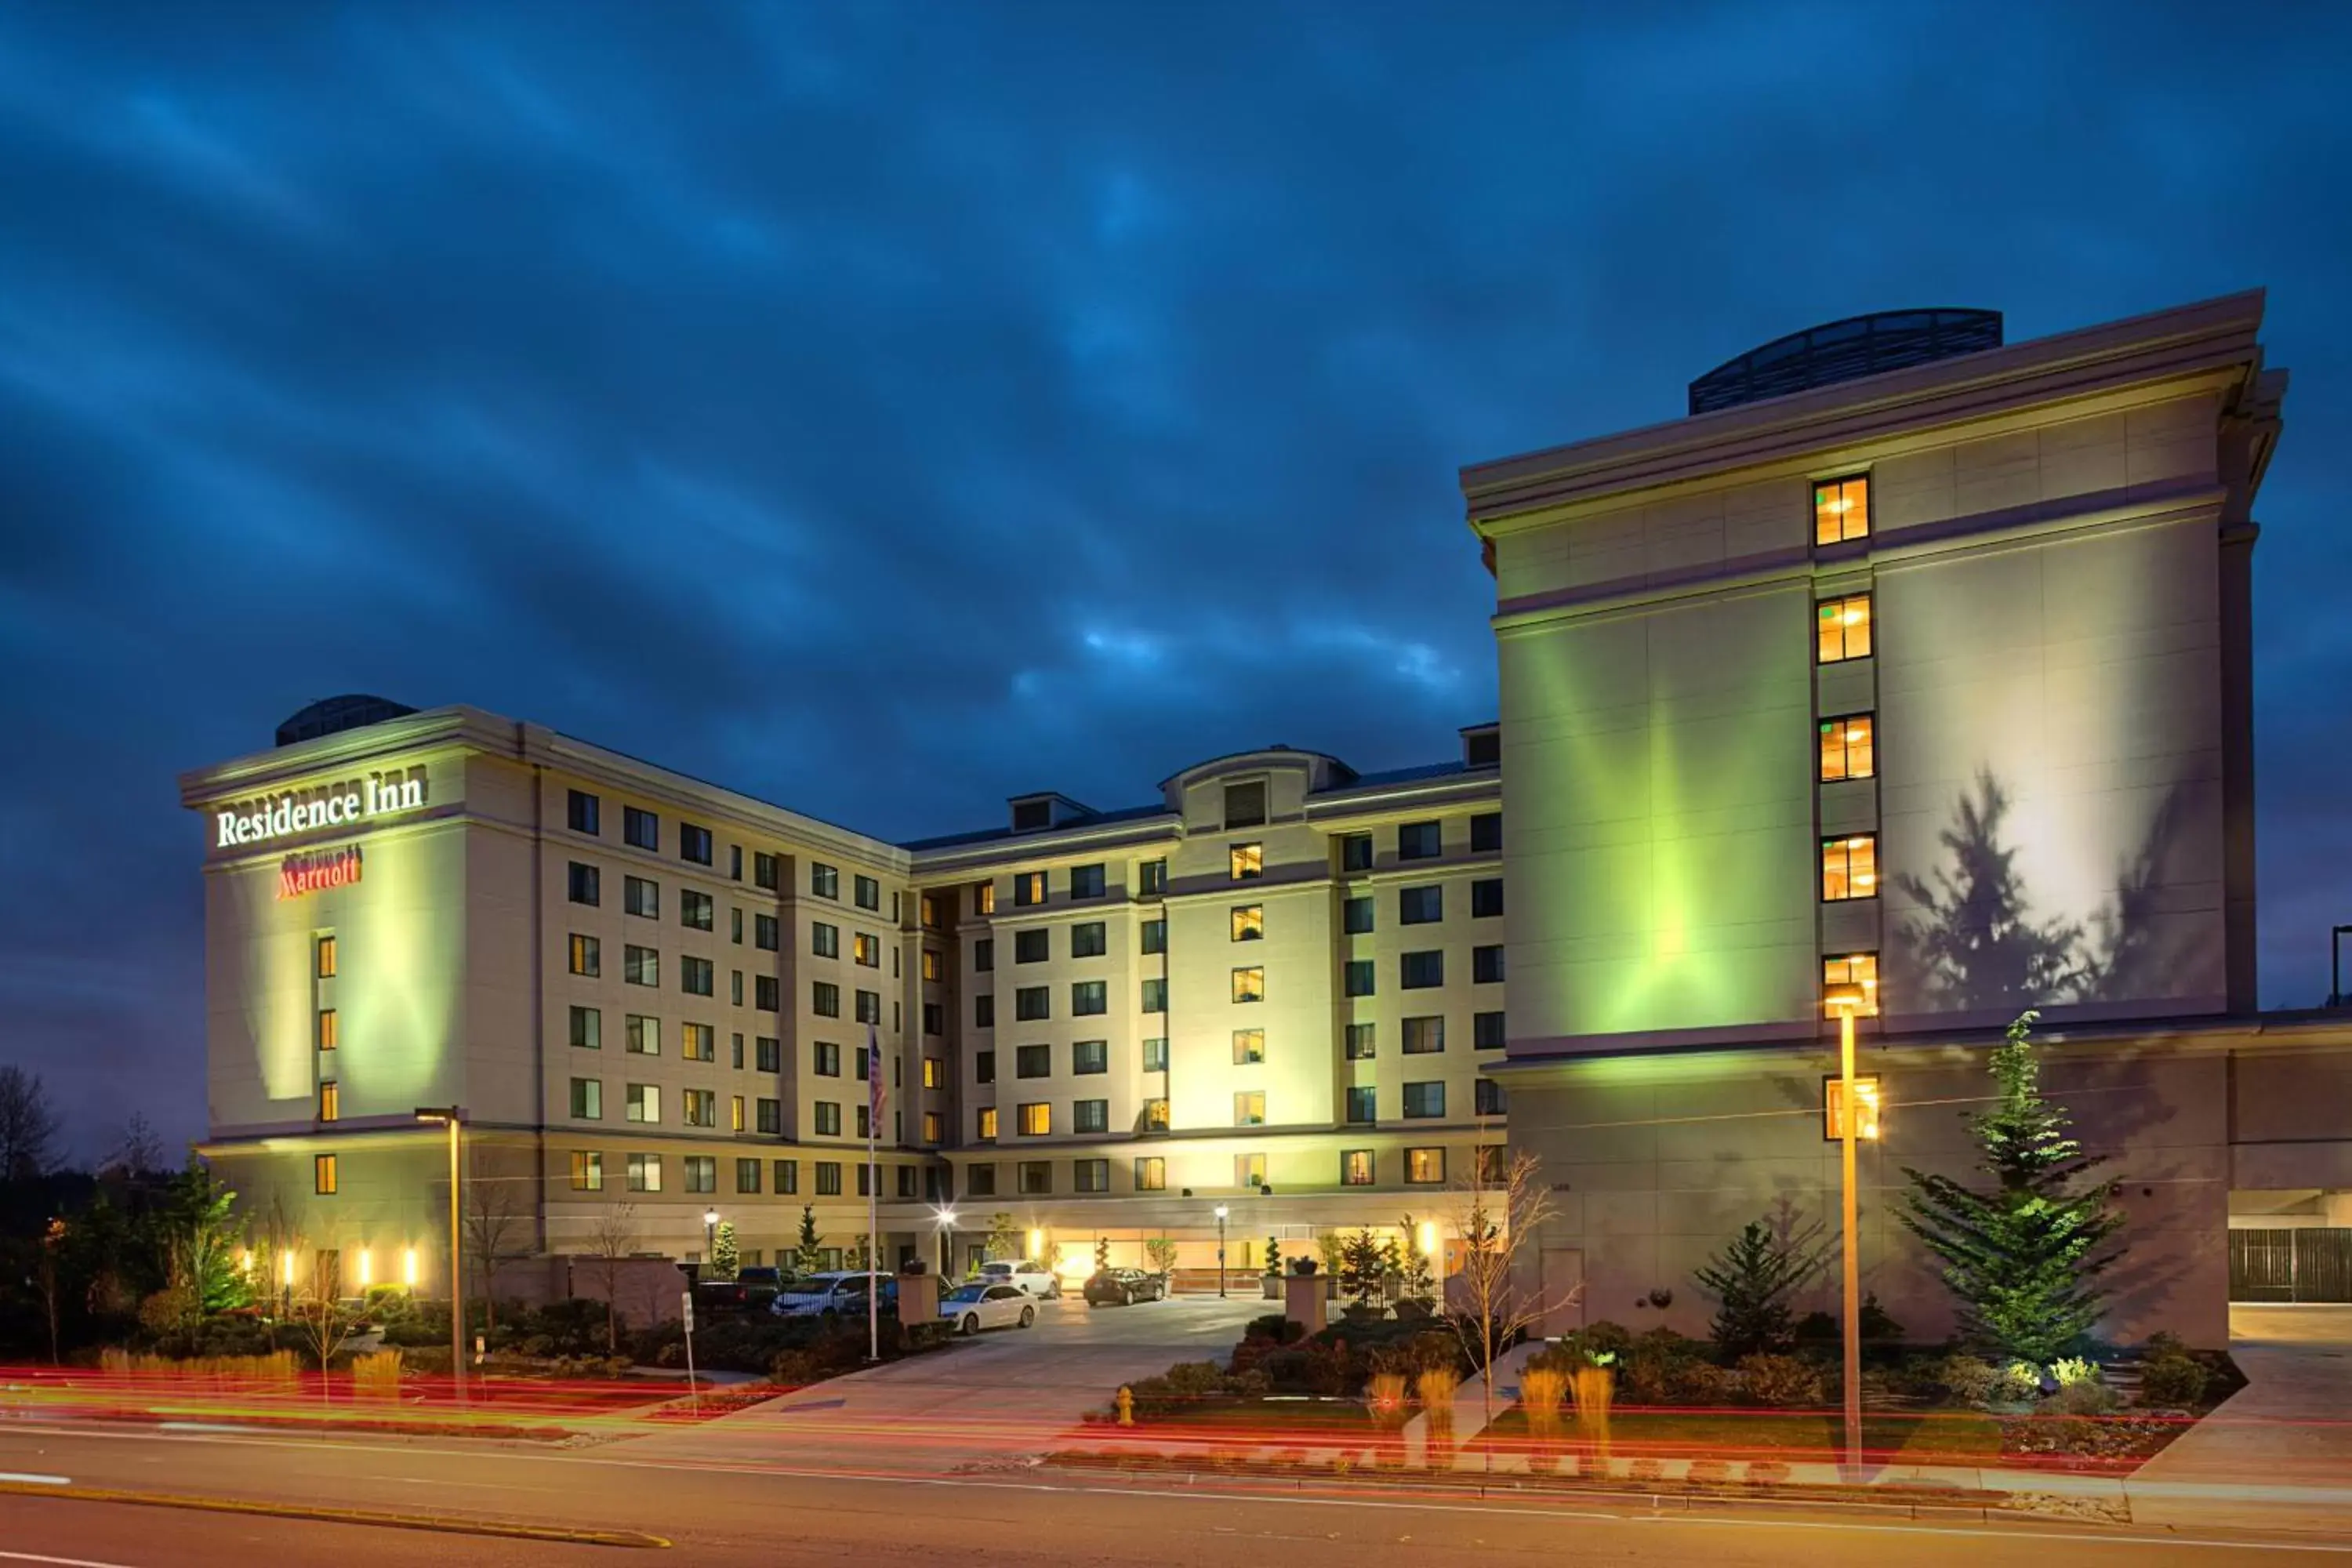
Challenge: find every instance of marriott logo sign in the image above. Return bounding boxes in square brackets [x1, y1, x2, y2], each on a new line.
[214, 767, 429, 848]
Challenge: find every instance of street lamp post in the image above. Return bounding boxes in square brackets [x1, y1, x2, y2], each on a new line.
[704, 1207, 719, 1272]
[413, 1106, 466, 1402]
[1214, 1204, 1229, 1298]
[1823, 985, 1868, 1477]
[935, 1207, 958, 1276]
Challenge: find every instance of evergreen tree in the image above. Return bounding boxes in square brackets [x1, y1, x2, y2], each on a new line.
[793, 1205, 823, 1280]
[1900, 1010, 2125, 1364]
[1693, 1217, 1823, 1357]
[1339, 1229, 1386, 1307]
[157, 1158, 251, 1316]
[1093, 1236, 1109, 1271]
[710, 1220, 739, 1279]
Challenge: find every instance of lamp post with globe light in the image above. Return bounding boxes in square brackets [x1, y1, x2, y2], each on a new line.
[1214, 1204, 1229, 1298]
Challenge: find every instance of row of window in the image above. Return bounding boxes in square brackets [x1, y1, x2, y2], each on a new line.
[565, 935, 768, 1005]
[972, 948, 1503, 1023]
[969, 1076, 1496, 1141]
[564, 789, 889, 911]
[568, 1152, 938, 1198]
[964, 1144, 1470, 1197]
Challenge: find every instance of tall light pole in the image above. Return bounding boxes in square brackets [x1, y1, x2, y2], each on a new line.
[414, 1106, 465, 1402]
[704, 1207, 719, 1272]
[1823, 985, 1870, 1478]
[935, 1207, 958, 1276]
[1214, 1204, 1229, 1298]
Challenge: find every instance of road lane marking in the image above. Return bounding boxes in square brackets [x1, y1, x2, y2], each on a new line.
[0, 1552, 146, 1568]
[0, 1473, 71, 1486]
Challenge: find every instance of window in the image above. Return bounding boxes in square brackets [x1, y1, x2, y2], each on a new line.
[1230, 967, 1265, 1003]
[1234, 1091, 1265, 1127]
[1341, 833, 1373, 873]
[811, 862, 839, 899]
[1344, 959, 1375, 997]
[623, 877, 658, 919]
[1403, 1015, 1445, 1054]
[1014, 985, 1050, 1022]
[1823, 953, 1882, 1017]
[1229, 843, 1262, 880]
[624, 807, 659, 852]
[1140, 918, 1166, 954]
[1407, 1147, 1445, 1184]
[1343, 895, 1374, 935]
[813, 981, 840, 1017]
[628, 1152, 663, 1192]
[1398, 820, 1442, 860]
[681, 889, 713, 931]
[625, 946, 659, 987]
[1224, 780, 1268, 829]
[316, 935, 338, 978]
[814, 1102, 840, 1136]
[1018, 1102, 1051, 1137]
[731, 1092, 746, 1133]
[973, 938, 994, 973]
[1138, 858, 1167, 895]
[1073, 1100, 1109, 1136]
[977, 1106, 998, 1142]
[754, 975, 779, 1011]
[1073, 1039, 1109, 1076]
[1820, 714, 1876, 782]
[975, 1050, 996, 1083]
[1016, 1044, 1051, 1079]
[1821, 835, 1879, 902]
[1345, 1022, 1375, 1060]
[851, 931, 880, 968]
[626, 1083, 661, 1123]
[966, 1163, 996, 1195]
[811, 922, 840, 960]
[681, 956, 713, 996]
[1013, 871, 1046, 907]
[684, 1155, 716, 1193]
[1399, 885, 1443, 924]
[1142, 1036, 1167, 1072]
[318, 1081, 339, 1122]
[1471, 812, 1502, 853]
[314, 1153, 338, 1195]
[921, 948, 943, 982]
[1232, 1028, 1265, 1065]
[1341, 1149, 1374, 1187]
[922, 1110, 942, 1143]
[1817, 592, 1874, 663]
[568, 789, 601, 835]
[1475, 1010, 1506, 1050]
[1403, 1082, 1445, 1119]
[1070, 920, 1107, 958]
[1476, 1079, 1508, 1116]
[1814, 473, 1871, 546]
[1476, 1144, 1508, 1181]
[1018, 1161, 1052, 1195]
[682, 1022, 716, 1062]
[318, 1008, 340, 1051]
[1071, 980, 1108, 1016]
[1473, 945, 1505, 984]
[570, 1078, 602, 1119]
[1142, 977, 1167, 1013]
[1345, 1085, 1376, 1124]
[1014, 928, 1049, 964]
[1134, 1156, 1166, 1192]
[571, 1151, 604, 1192]
[753, 851, 779, 891]
[813, 1040, 840, 1077]
[568, 862, 601, 906]
[681, 823, 713, 865]
[757, 1035, 781, 1072]
[568, 934, 599, 977]
[1236, 1152, 1266, 1187]
[815, 1162, 841, 1196]
[920, 1056, 946, 1091]
[1142, 1098, 1169, 1131]
[1070, 863, 1107, 900]
[1229, 905, 1264, 942]
[731, 908, 743, 946]
[974, 993, 995, 1029]
[737, 1157, 761, 1194]
[756, 914, 779, 951]
[757, 1097, 780, 1134]
[776, 1159, 798, 1193]
[855, 874, 880, 911]
[1401, 950, 1444, 989]
[897, 1164, 918, 1198]
[625, 1014, 659, 1055]
[1472, 878, 1504, 918]
[971, 880, 996, 916]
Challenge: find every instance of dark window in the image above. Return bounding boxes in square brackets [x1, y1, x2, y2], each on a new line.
[1344, 960, 1375, 998]
[812, 980, 840, 1017]
[855, 874, 880, 911]
[898, 1165, 919, 1198]
[1012, 799, 1052, 831]
[1476, 1079, 1508, 1116]
[625, 945, 659, 986]
[1470, 812, 1502, 853]
[757, 1097, 781, 1133]
[623, 807, 659, 851]
[1474, 1011, 1506, 1050]
[1014, 929, 1049, 964]
[974, 938, 994, 973]
[755, 975, 779, 1011]
[1140, 918, 1166, 954]
[681, 822, 713, 865]
[1142, 1036, 1167, 1072]
[1018, 1161, 1051, 1196]
[1341, 833, 1374, 873]
[1224, 780, 1267, 829]
[1473, 945, 1504, 984]
[1343, 895, 1374, 935]
[1345, 1022, 1374, 1059]
[815, 1040, 840, 1076]
[975, 1049, 996, 1084]
[1403, 1081, 1446, 1119]
[855, 989, 880, 1025]
[1016, 1044, 1051, 1079]
[812, 922, 838, 959]
[974, 993, 995, 1029]
[814, 1102, 840, 1137]
[816, 1162, 841, 1196]
[568, 789, 601, 835]
[1138, 859, 1167, 895]
[737, 1158, 761, 1194]
[568, 862, 600, 906]
[967, 1162, 996, 1194]
[681, 956, 713, 996]
[1071, 980, 1107, 1016]
[1399, 885, 1443, 924]
[1074, 1158, 1109, 1192]
[1073, 1100, 1109, 1135]
[1403, 1015, 1445, 1054]
[1465, 729, 1502, 768]
[756, 914, 779, 950]
[1141, 977, 1166, 1013]
[625, 877, 659, 919]
[1014, 986, 1050, 1022]
[757, 1035, 782, 1072]
[811, 862, 839, 899]
[1472, 878, 1504, 917]
[923, 1001, 943, 1036]
[681, 889, 713, 931]
[1073, 1039, 1108, 1075]
[753, 851, 779, 891]
[1345, 1086, 1376, 1124]
[1401, 950, 1444, 989]
[1070, 863, 1106, 900]
[1398, 821, 1442, 861]
[776, 1159, 798, 1193]
[1071, 921, 1107, 957]
[570, 1005, 601, 1049]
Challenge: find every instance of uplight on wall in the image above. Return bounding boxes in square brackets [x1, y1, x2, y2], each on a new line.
[356, 1247, 372, 1288]
[1028, 1228, 1044, 1261]
[1417, 1220, 1439, 1258]
[404, 1247, 419, 1287]
[281, 1251, 296, 1287]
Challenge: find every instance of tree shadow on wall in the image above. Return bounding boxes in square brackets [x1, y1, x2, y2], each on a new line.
[1892, 769, 2193, 1011]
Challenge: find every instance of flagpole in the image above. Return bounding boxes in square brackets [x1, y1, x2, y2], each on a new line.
[866, 1022, 880, 1364]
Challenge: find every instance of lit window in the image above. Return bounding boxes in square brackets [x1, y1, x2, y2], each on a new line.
[1013, 871, 1047, 907]
[1824, 1074, 1883, 1141]
[922, 1111, 942, 1143]
[626, 1014, 659, 1055]
[1814, 474, 1871, 546]
[923, 1057, 944, 1089]
[1232, 1029, 1265, 1065]
[1134, 1156, 1166, 1192]
[1817, 593, 1874, 663]
[1236, 1152, 1266, 1187]
[1820, 835, 1879, 902]
[318, 1081, 339, 1122]
[1142, 1098, 1169, 1132]
[1824, 953, 1881, 1018]
[1231, 967, 1265, 1003]
[318, 1009, 339, 1051]
[977, 1106, 998, 1142]
[731, 1094, 746, 1132]
[1341, 1149, 1374, 1187]
[1018, 1102, 1051, 1137]
[1230, 905, 1263, 942]
[1820, 715, 1876, 782]
[626, 1083, 661, 1123]
[314, 1154, 338, 1195]
[570, 1151, 602, 1191]
[1345, 1023, 1375, 1060]
[315, 935, 338, 978]
[1234, 1091, 1265, 1127]
[681, 1022, 715, 1062]
[922, 949, 942, 982]
[568, 933, 599, 977]
[971, 880, 996, 915]
[920, 895, 939, 930]
[1406, 1147, 1445, 1184]
[1229, 843, 1262, 880]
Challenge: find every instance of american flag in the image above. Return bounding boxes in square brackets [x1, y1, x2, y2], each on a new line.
[866, 1022, 886, 1127]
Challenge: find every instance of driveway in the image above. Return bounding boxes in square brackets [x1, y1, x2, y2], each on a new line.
[2128, 1305, 2352, 1532]
[625, 1292, 1265, 1472]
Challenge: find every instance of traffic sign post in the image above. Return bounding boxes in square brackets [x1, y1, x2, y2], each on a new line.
[681, 1291, 699, 1415]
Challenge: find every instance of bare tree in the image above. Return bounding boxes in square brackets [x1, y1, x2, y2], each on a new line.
[1446, 1128, 1575, 1443]
[582, 1202, 641, 1354]
[290, 1250, 357, 1382]
[462, 1174, 524, 1339]
[103, 1112, 168, 1180]
[0, 1065, 62, 1181]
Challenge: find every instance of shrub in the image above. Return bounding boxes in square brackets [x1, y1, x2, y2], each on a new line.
[1415, 1365, 1459, 1418]
[350, 1349, 402, 1399]
[1998, 1360, 2043, 1403]
[2137, 1350, 2209, 1408]
[1735, 1353, 1824, 1408]
[1520, 1367, 1567, 1430]
[2039, 1377, 2114, 1417]
[1671, 1360, 1735, 1406]
[2050, 1356, 2100, 1388]
[1246, 1313, 1304, 1346]
[1365, 1372, 1410, 1426]
[1936, 1354, 2000, 1406]
[1859, 1294, 1904, 1344]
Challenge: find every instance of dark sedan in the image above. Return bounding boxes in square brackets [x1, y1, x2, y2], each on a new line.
[1082, 1267, 1167, 1306]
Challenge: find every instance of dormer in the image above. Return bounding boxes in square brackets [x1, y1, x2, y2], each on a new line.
[1459, 722, 1501, 769]
[1007, 791, 1094, 833]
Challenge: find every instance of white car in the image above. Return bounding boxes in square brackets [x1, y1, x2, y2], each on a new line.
[975, 1259, 1061, 1299]
[768, 1272, 894, 1319]
[939, 1281, 1037, 1335]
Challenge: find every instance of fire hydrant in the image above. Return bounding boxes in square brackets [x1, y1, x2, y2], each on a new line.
[1115, 1385, 1134, 1427]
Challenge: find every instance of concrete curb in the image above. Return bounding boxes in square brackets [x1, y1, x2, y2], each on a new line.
[0, 1479, 670, 1548]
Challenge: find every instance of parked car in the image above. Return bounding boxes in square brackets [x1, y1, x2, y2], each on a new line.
[1082, 1267, 1166, 1307]
[697, 1265, 783, 1315]
[938, 1281, 1036, 1335]
[975, 1259, 1061, 1299]
[770, 1271, 898, 1319]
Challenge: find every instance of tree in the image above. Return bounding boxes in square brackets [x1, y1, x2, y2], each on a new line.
[37, 1218, 66, 1365]
[583, 1202, 642, 1355]
[1693, 1216, 1825, 1357]
[794, 1205, 824, 1279]
[155, 1159, 252, 1320]
[104, 1113, 168, 1180]
[1145, 1236, 1179, 1278]
[290, 1250, 357, 1377]
[1901, 1011, 2126, 1364]
[710, 1220, 740, 1279]
[0, 1065, 61, 1181]
[1263, 1236, 1283, 1277]
[1448, 1143, 1572, 1442]
[984, 1211, 1019, 1262]
[1395, 1214, 1436, 1304]
[1339, 1229, 1387, 1308]
[462, 1174, 524, 1338]
[1093, 1235, 1109, 1271]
